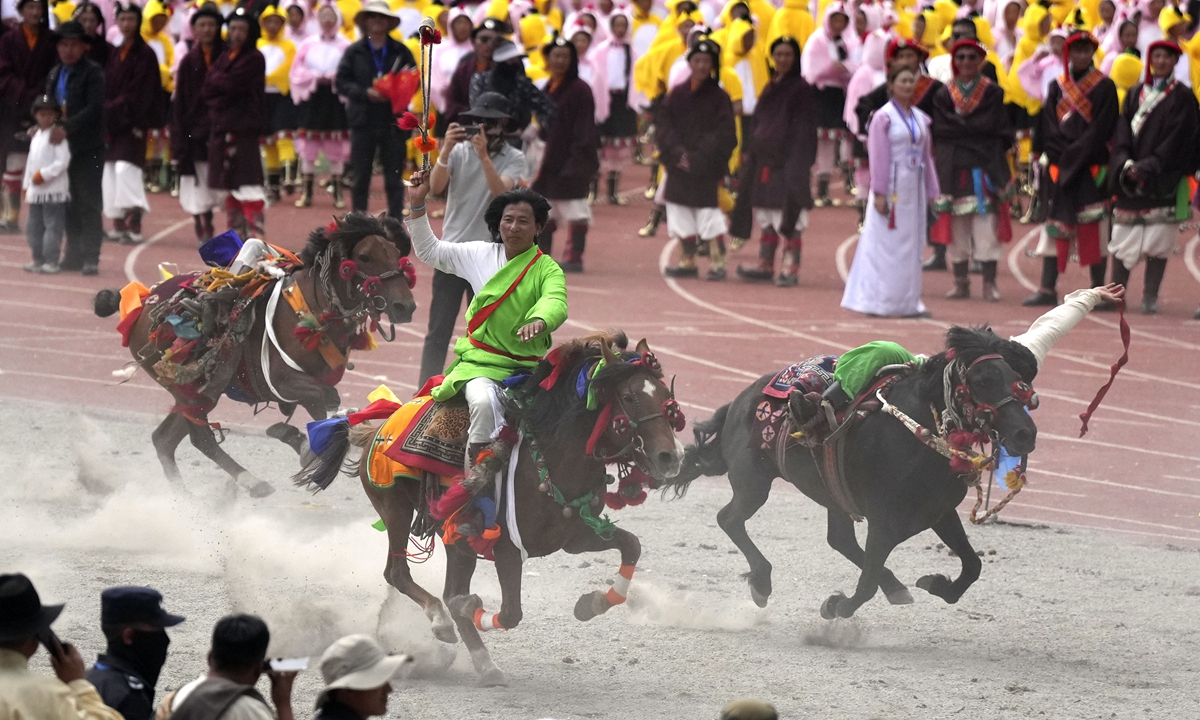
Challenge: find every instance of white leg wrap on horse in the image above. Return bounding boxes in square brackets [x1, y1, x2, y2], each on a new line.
[605, 564, 636, 605]
[473, 607, 505, 631]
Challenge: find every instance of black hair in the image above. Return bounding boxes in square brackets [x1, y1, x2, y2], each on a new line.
[768, 36, 802, 75]
[210, 614, 270, 672]
[72, 2, 106, 32]
[543, 35, 580, 81]
[886, 63, 918, 84]
[298, 211, 411, 266]
[951, 17, 978, 38]
[484, 188, 551, 242]
[114, 1, 143, 28]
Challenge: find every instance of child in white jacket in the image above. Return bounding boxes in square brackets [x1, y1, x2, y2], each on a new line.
[23, 95, 72, 274]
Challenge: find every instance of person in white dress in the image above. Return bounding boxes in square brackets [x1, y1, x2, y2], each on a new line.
[841, 64, 940, 318]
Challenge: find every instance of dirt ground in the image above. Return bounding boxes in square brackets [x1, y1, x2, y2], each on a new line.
[4, 397, 1199, 720]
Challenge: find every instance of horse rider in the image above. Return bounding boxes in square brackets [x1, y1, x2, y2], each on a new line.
[405, 170, 568, 534]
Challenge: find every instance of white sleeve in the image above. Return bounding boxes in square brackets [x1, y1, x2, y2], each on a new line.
[405, 213, 470, 277]
[1009, 288, 1102, 368]
[41, 142, 72, 182]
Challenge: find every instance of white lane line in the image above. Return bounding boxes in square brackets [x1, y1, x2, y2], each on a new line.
[835, 233, 857, 282]
[0, 320, 110, 337]
[1032, 468, 1200, 499]
[1164, 474, 1200, 483]
[3, 300, 92, 315]
[0, 279, 101, 294]
[1001, 501, 1200, 536]
[1035, 389, 1200, 429]
[657, 239, 854, 352]
[1040, 432, 1200, 462]
[0, 369, 159, 390]
[124, 219, 193, 284]
[1085, 312, 1200, 352]
[1186, 234, 1200, 284]
[1007, 227, 1041, 292]
[964, 511, 1200, 544]
[0, 343, 128, 361]
[561, 318, 761, 380]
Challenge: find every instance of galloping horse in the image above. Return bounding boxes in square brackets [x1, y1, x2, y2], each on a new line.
[665, 327, 1039, 619]
[294, 332, 686, 686]
[94, 213, 417, 495]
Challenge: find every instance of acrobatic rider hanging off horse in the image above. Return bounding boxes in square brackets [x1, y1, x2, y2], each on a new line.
[405, 170, 568, 536]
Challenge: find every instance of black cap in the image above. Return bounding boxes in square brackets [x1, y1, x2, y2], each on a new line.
[0, 574, 64, 642]
[55, 20, 92, 42]
[32, 94, 58, 113]
[472, 16, 510, 37]
[100, 587, 185, 628]
[190, 5, 225, 27]
[464, 91, 512, 120]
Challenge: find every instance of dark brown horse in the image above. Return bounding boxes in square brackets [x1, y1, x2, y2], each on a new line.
[94, 213, 417, 495]
[664, 327, 1040, 619]
[293, 332, 685, 685]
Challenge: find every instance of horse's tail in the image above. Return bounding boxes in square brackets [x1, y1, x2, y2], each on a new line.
[94, 289, 121, 318]
[292, 418, 376, 491]
[661, 403, 730, 499]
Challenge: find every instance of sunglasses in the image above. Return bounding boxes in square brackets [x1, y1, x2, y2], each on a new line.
[476, 34, 497, 44]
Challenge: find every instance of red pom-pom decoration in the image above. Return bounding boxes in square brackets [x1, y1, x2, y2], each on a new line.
[398, 112, 421, 131]
[362, 276, 382, 295]
[420, 25, 442, 45]
[662, 399, 686, 432]
[611, 414, 632, 437]
[325, 219, 339, 233]
[399, 256, 417, 289]
[338, 260, 358, 280]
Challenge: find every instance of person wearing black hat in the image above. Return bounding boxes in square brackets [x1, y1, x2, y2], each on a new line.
[171, 4, 225, 243]
[0, 0, 59, 234]
[335, 0, 418, 218]
[417, 91, 526, 385]
[441, 17, 509, 128]
[45, 19, 108, 276]
[86, 586, 185, 720]
[0, 573, 123, 720]
[468, 38, 556, 140]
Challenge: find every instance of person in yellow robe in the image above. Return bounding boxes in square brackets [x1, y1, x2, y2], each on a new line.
[258, 4, 299, 202]
[766, 0, 815, 49]
[140, 0, 175, 193]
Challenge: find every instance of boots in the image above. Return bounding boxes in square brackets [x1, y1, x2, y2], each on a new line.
[638, 205, 664, 237]
[295, 174, 314, 208]
[1110, 257, 1131, 288]
[855, 200, 866, 232]
[122, 209, 144, 244]
[664, 237, 699, 277]
[705, 237, 727, 280]
[266, 170, 283, 203]
[922, 243, 947, 271]
[145, 159, 163, 193]
[330, 174, 346, 209]
[645, 162, 660, 200]
[168, 163, 180, 197]
[587, 175, 598, 205]
[607, 171, 627, 205]
[1089, 257, 1108, 289]
[737, 230, 779, 281]
[980, 261, 1000, 302]
[775, 235, 801, 286]
[946, 261, 971, 299]
[0, 190, 21, 233]
[1142, 257, 1167, 314]
[560, 222, 587, 273]
[1023, 257, 1059, 306]
[225, 195, 248, 239]
[536, 220, 557, 254]
[243, 200, 266, 240]
[282, 160, 298, 195]
[107, 215, 128, 243]
[814, 175, 832, 207]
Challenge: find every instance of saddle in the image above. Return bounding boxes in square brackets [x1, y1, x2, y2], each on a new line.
[378, 396, 470, 479]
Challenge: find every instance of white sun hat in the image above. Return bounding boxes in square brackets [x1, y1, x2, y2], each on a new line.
[314, 634, 413, 709]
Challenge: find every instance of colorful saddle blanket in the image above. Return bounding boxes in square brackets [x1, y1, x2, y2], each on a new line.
[752, 355, 838, 449]
[380, 396, 470, 479]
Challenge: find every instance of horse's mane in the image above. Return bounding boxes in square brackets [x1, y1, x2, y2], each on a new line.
[916, 326, 1038, 400]
[516, 330, 663, 449]
[297, 212, 412, 267]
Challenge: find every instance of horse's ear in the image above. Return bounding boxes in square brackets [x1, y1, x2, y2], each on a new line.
[599, 336, 618, 364]
[635, 338, 650, 355]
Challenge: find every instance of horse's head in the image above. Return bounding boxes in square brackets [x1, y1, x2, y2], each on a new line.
[300, 213, 418, 328]
[941, 327, 1039, 456]
[592, 337, 687, 480]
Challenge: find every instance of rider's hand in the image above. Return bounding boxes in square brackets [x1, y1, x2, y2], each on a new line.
[874, 194, 888, 216]
[407, 169, 431, 206]
[517, 319, 546, 342]
[443, 122, 466, 151]
[1095, 282, 1125, 305]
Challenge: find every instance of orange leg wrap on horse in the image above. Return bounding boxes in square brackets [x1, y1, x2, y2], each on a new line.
[473, 607, 506, 632]
[604, 563, 636, 606]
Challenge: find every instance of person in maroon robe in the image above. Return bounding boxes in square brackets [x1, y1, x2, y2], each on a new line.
[202, 7, 268, 239]
[0, 0, 58, 234]
[929, 38, 1014, 302]
[101, 3, 161, 244]
[732, 36, 818, 287]
[72, 2, 112, 68]
[531, 36, 600, 272]
[171, 5, 225, 243]
[440, 17, 506, 130]
[657, 40, 738, 280]
[1025, 30, 1118, 306]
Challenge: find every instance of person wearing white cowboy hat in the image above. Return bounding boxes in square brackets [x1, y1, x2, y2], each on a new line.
[353, 0, 400, 33]
[313, 635, 411, 720]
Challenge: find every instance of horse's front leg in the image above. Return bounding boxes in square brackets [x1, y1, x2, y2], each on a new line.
[563, 526, 641, 621]
[822, 524, 900, 619]
[916, 510, 982, 604]
[267, 371, 337, 456]
[444, 545, 509, 686]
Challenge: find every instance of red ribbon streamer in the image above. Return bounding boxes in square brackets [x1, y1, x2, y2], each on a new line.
[1077, 301, 1130, 437]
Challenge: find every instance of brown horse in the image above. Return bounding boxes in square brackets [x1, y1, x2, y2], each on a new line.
[293, 332, 686, 686]
[94, 213, 417, 495]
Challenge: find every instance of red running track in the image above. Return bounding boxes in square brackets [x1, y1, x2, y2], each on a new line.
[2, 168, 1199, 546]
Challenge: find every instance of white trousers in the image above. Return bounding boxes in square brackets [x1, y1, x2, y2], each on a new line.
[1033, 218, 1111, 258]
[549, 198, 592, 225]
[753, 208, 808, 233]
[946, 213, 1001, 263]
[463, 377, 505, 446]
[179, 162, 221, 215]
[102, 161, 150, 218]
[1109, 223, 1176, 269]
[666, 203, 727, 240]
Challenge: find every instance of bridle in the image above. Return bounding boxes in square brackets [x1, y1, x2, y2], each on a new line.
[588, 351, 686, 468]
[940, 352, 1038, 440]
[310, 242, 416, 343]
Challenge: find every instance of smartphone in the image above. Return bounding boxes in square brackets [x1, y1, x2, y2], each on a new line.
[36, 627, 64, 660]
[463, 125, 481, 138]
[269, 657, 309, 672]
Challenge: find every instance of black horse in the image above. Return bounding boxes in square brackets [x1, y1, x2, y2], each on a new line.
[664, 327, 1039, 619]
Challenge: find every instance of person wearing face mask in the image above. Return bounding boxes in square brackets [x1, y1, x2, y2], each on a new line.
[86, 586, 185, 720]
[418, 91, 527, 385]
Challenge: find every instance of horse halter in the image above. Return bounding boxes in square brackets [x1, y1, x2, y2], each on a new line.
[593, 352, 686, 465]
[337, 256, 416, 311]
[945, 353, 1038, 435]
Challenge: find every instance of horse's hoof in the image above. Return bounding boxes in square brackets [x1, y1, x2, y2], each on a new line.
[750, 585, 770, 608]
[820, 592, 847, 620]
[885, 586, 915, 605]
[480, 667, 508, 687]
[916, 573, 951, 597]
[248, 480, 276, 498]
[448, 593, 483, 621]
[573, 590, 610, 622]
[432, 623, 459, 644]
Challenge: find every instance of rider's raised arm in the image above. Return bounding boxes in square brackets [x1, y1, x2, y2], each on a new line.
[406, 213, 479, 280]
[1009, 288, 1104, 369]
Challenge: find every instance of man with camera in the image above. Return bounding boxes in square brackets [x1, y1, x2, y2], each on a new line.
[0, 573, 122, 720]
[416, 91, 526, 386]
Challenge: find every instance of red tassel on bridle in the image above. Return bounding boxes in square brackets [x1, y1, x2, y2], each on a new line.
[338, 260, 357, 280]
[662, 399, 686, 432]
[399, 257, 417, 289]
